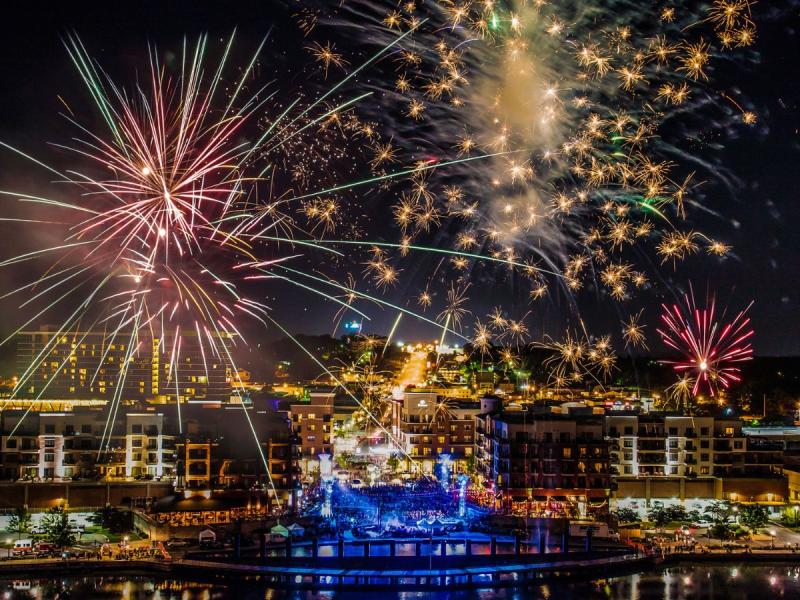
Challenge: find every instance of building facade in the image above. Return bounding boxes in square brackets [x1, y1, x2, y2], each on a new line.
[474, 407, 611, 519]
[289, 389, 334, 475]
[395, 392, 480, 475]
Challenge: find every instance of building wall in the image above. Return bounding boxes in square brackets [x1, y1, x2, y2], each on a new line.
[0, 481, 173, 509]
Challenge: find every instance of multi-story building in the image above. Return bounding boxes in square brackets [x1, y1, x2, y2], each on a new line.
[0, 401, 296, 505]
[15, 326, 234, 404]
[604, 413, 777, 479]
[395, 392, 480, 475]
[474, 405, 610, 519]
[289, 388, 334, 475]
[607, 412, 787, 516]
[124, 413, 175, 479]
[0, 410, 177, 481]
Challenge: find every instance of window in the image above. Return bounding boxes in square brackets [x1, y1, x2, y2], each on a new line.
[669, 440, 679, 449]
[725, 427, 735, 436]
[669, 427, 678, 435]
[44, 424, 55, 434]
[623, 440, 633, 448]
[701, 427, 709, 435]
[81, 424, 91, 434]
[701, 453, 709, 462]
[44, 453, 54, 462]
[623, 466, 632, 474]
[131, 438, 142, 448]
[700, 466, 710, 475]
[6, 439, 16, 449]
[734, 441, 743, 450]
[623, 452, 633, 461]
[44, 439, 55, 448]
[563, 448, 572, 459]
[132, 424, 143, 434]
[700, 440, 710, 449]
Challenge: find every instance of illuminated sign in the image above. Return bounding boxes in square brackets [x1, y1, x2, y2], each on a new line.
[344, 320, 362, 332]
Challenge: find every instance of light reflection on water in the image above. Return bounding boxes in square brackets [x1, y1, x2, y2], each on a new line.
[1, 564, 799, 599]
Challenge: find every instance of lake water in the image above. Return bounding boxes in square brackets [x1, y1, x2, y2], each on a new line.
[2, 563, 799, 599]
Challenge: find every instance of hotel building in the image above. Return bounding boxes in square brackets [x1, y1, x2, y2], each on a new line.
[15, 326, 234, 405]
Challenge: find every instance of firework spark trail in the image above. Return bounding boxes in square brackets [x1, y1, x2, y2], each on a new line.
[657, 289, 754, 396]
[382, 312, 403, 356]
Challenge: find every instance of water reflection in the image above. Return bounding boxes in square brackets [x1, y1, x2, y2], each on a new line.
[1, 564, 799, 599]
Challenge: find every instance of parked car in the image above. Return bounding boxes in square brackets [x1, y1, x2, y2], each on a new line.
[166, 539, 190, 548]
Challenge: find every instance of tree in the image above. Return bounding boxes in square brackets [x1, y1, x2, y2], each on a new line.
[90, 507, 132, 534]
[41, 507, 75, 549]
[647, 503, 671, 528]
[710, 521, 735, 541]
[665, 505, 688, 523]
[8, 507, 32, 540]
[386, 455, 400, 473]
[614, 508, 639, 524]
[738, 504, 770, 532]
[704, 500, 734, 524]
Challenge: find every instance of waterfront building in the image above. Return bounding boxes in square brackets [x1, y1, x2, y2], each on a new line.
[0, 402, 297, 507]
[606, 412, 787, 516]
[0, 410, 177, 481]
[474, 405, 611, 519]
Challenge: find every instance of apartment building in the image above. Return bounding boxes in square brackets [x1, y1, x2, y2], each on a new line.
[0, 410, 176, 481]
[0, 401, 297, 501]
[607, 412, 787, 515]
[474, 406, 611, 519]
[124, 413, 176, 479]
[605, 413, 781, 478]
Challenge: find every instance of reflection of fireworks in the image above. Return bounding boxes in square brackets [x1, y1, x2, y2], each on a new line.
[657, 290, 754, 396]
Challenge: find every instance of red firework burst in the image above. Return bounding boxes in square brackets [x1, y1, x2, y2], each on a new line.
[657, 291, 754, 397]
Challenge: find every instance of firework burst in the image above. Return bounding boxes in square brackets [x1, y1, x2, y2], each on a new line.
[657, 290, 754, 396]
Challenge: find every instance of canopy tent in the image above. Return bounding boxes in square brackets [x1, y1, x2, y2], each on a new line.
[270, 523, 289, 537]
[287, 523, 305, 537]
[416, 517, 445, 529]
[198, 529, 216, 543]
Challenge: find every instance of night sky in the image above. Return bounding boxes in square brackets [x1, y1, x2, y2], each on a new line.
[0, 1, 798, 359]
